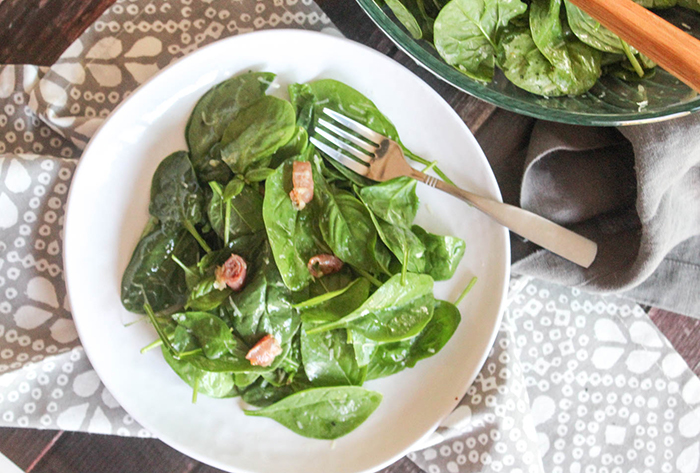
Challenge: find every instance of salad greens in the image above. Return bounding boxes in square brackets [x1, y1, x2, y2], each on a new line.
[121, 73, 469, 440]
[385, 0, 697, 97]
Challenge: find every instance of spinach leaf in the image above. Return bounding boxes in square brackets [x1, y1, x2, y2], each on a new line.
[288, 83, 316, 131]
[679, 0, 700, 11]
[300, 322, 366, 386]
[313, 158, 381, 275]
[531, 0, 574, 85]
[298, 278, 370, 323]
[185, 276, 232, 311]
[411, 225, 465, 280]
[307, 266, 356, 297]
[269, 126, 309, 169]
[307, 273, 436, 343]
[161, 347, 237, 398]
[359, 177, 419, 227]
[234, 372, 260, 389]
[496, 24, 602, 96]
[186, 72, 275, 181]
[634, 0, 676, 7]
[121, 226, 199, 314]
[564, 1, 626, 53]
[307, 79, 401, 141]
[149, 151, 204, 229]
[386, 0, 424, 39]
[528, 0, 603, 95]
[263, 158, 325, 291]
[385, 0, 437, 40]
[242, 378, 295, 407]
[207, 185, 264, 241]
[244, 386, 383, 439]
[220, 96, 297, 174]
[366, 299, 461, 380]
[433, 0, 528, 82]
[369, 213, 426, 274]
[172, 311, 246, 360]
[229, 243, 300, 347]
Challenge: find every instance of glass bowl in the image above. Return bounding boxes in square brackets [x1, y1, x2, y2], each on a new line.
[355, 0, 700, 126]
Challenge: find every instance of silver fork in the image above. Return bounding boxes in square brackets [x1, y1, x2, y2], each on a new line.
[309, 108, 598, 268]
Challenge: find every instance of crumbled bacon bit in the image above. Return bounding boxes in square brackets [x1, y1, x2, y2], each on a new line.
[245, 334, 282, 367]
[289, 160, 314, 210]
[214, 254, 247, 291]
[307, 254, 344, 278]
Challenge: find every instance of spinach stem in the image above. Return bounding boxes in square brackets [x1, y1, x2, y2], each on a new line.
[124, 316, 147, 328]
[192, 374, 200, 404]
[171, 254, 198, 278]
[293, 281, 355, 309]
[183, 220, 212, 254]
[140, 339, 163, 354]
[351, 266, 382, 288]
[227, 296, 243, 318]
[224, 199, 231, 246]
[305, 319, 345, 335]
[208, 181, 223, 196]
[179, 348, 203, 358]
[405, 150, 455, 185]
[620, 40, 645, 78]
[454, 276, 478, 305]
[401, 243, 408, 286]
[144, 302, 178, 357]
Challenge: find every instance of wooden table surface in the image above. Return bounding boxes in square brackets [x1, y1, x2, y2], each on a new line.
[0, 0, 696, 472]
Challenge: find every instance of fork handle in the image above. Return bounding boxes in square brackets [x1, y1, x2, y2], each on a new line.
[409, 170, 598, 268]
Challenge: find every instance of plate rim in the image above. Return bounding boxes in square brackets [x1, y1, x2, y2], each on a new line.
[63, 28, 511, 473]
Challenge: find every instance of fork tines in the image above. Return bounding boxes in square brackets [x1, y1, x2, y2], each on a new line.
[309, 108, 382, 177]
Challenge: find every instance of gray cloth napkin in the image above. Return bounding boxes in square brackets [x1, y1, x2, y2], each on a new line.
[513, 116, 700, 317]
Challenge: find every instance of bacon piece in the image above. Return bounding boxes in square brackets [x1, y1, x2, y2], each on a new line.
[245, 334, 282, 367]
[289, 160, 314, 210]
[307, 254, 344, 278]
[214, 254, 247, 291]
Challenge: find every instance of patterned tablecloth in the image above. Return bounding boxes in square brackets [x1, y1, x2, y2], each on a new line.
[1, 1, 700, 472]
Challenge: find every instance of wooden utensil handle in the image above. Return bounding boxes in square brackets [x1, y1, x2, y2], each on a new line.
[570, 0, 700, 93]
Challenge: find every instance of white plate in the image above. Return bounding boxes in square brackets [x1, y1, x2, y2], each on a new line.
[64, 29, 509, 473]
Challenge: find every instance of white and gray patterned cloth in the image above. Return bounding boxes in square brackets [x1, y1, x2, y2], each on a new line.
[1, 1, 700, 472]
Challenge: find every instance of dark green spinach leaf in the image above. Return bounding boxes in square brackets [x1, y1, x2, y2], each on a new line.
[366, 299, 461, 379]
[496, 24, 602, 96]
[162, 347, 238, 398]
[434, 0, 528, 82]
[300, 322, 366, 386]
[359, 177, 419, 227]
[207, 185, 264, 241]
[244, 386, 382, 439]
[185, 276, 232, 311]
[121, 226, 199, 314]
[220, 96, 297, 174]
[307, 273, 435, 343]
[186, 72, 275, 181]
[263, 157, 324, 291]
[313, 158, 381, 275]
[149, 151, 204, 229]
[412, 225, 465, 280]
[229, 243, 301, 347]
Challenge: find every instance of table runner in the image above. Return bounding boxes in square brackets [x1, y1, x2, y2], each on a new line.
[1, 1, 700, 472]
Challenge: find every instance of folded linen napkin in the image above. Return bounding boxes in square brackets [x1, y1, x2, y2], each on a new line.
[512, 117, 700, 317]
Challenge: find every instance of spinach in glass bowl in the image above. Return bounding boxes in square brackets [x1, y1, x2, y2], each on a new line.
[357, 0, 700, 125]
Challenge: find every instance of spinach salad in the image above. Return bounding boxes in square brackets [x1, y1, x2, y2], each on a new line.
[383, 0, 700, 97]
[120, 73, 473, 440]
